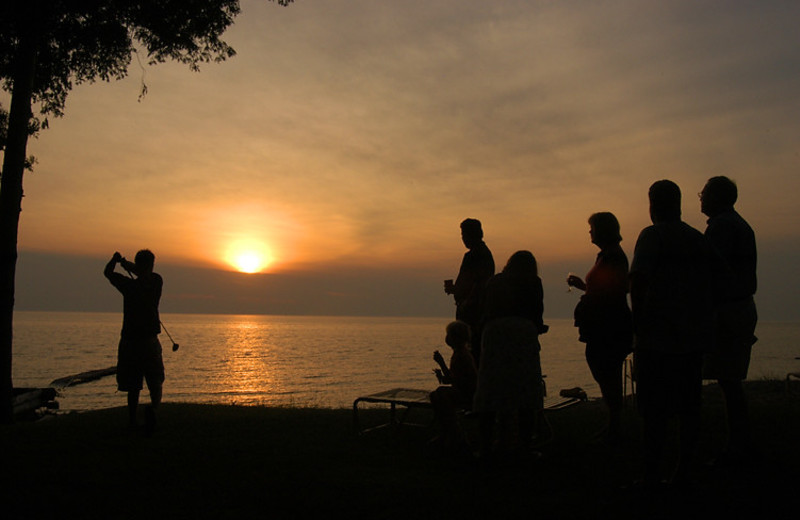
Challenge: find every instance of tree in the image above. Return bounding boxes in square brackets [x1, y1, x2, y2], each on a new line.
[0, 0, 292, 423]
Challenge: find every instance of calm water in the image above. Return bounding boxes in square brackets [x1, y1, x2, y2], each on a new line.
[11, 312, 800, 411]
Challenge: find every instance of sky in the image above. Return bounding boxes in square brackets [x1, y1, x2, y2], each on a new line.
[5, 0, 800, 320]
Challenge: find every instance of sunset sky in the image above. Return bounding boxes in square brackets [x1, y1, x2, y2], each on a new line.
[6, 0, 800, 320]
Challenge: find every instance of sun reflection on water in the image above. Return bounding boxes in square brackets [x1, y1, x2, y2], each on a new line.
[214, 319, 286, 405]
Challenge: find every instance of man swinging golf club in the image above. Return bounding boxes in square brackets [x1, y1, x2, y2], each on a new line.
[105, 249, 164, 435]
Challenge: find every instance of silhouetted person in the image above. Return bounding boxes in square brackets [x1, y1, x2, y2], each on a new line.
[473, 251, 548, 460]
[700, 176, 758, 464]
[430, 320, 478, 453]
[630, 180, 717, 491]
[444, 218, 495, 364]
[105, 250, 164, 435]
[568, 212, 632, 445]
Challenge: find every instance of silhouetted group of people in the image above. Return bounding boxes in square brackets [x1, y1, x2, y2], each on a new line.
[432, 176, 758, 490]
[436, 219, 550, 459]
[103, 175, 758, 479]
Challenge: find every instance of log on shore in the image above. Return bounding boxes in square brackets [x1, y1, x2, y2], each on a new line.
[49, 366, 117, 389]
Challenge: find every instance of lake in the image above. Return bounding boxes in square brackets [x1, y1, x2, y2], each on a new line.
[11, 311, 800, 411]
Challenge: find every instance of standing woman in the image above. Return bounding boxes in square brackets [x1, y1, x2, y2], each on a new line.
[474, 250, 548, 458]
[568, 212, 633, 443]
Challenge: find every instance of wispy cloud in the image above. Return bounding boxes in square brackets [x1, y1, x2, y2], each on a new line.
[15, 0, 800, 281]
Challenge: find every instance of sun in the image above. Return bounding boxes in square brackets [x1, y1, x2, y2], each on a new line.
[225, 240, 273, 274]
[233, 252, 264, 273]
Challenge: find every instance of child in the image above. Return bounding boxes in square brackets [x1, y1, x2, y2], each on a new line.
[429, 320, 478, 451]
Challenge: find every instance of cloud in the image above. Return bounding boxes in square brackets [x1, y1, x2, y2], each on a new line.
[8, 0, 800, 318]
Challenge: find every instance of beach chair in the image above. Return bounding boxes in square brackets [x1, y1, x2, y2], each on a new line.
[352, 388, 435, 435]
[352, 379, 589, 436]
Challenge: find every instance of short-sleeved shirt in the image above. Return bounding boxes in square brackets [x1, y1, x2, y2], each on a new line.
[630, 221, 716, 354]
[703, 209, 758, 380]
[574, 244, 632, 346]
[705, 209, 757, 302]
[107, 272, 163, 339]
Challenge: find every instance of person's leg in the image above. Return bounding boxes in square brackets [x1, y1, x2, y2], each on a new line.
[642, 412, 666, 488]
[600, 360, 625, 439]
[118, 338, 141, 429]
[674, 352, 703, 485]
[142, 337, 165, 435]
[674, 407, 700, 485]
[149, 383, 162, 408]
[430, 387, 460, 448]
[635, 349, 667, 488]
[709, 300, 756, 459]
[518, 407, 534, 447]
[718, 378, 751, 453]
[144, 384, 160, 436]
[587, 345, 624, 440]
[127, 390, 140, 428]
[495, 411, 516, 452]
[478, 412, 496, 457]
[535, 409, 552, 445]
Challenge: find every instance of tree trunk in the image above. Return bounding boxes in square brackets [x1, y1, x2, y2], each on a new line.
[0, 35, 36, 424]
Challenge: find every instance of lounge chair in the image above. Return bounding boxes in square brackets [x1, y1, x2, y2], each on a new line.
[352, 380, 588, 435]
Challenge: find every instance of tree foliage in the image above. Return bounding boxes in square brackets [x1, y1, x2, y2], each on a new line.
[1, 0, 291, 118]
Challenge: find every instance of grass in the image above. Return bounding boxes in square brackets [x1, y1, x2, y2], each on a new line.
[2, 380, 799, 519]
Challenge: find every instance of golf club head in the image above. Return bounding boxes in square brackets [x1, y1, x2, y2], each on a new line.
[172, 343, 180, 352]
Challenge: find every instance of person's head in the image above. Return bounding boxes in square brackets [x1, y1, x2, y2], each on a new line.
[445, 320, 471, 350]
[134, 249, 155, 275]
[648, 180, 682, 223]
[588, 212, 622, 248]
[700, 176, 737, 217]
[502, 250, 538, 278]
[460, 218, 483, 249]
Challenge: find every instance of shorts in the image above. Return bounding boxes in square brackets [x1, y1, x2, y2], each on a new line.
[117, 336, 165, 392]
[703, 298, 757, 381]
[635, 348, 703, 419]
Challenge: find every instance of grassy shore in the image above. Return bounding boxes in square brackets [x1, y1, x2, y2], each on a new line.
[2, 380, 799, 519]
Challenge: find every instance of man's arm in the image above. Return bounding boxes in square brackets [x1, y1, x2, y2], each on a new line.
[629, 229, 656, 336]
[451, 254, 475, 302]
[104, 252, 123, 280]
[629, 272, 647, 324]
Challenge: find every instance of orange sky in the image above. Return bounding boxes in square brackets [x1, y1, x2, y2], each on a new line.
[5, 0, 800, 319]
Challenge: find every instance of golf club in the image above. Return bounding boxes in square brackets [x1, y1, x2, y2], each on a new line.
[121, 259, 180, 352]
[161, 322, 180, 352]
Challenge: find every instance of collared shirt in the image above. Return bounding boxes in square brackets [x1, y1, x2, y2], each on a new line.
[706, 209, 757, 302]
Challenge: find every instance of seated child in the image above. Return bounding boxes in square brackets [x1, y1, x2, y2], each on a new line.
[429, 320, 478, 451]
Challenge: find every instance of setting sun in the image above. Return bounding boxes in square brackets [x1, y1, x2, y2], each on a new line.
[225, 240, 273, 274]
